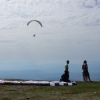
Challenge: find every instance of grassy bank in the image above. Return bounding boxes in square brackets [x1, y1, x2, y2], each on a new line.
[0, 81, 100, 100]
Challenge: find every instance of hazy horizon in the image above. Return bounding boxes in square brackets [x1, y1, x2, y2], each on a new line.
[0, 69, 100, 81]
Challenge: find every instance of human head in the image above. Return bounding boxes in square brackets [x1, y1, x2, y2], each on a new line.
[84, 60, 87, 64]
[66, 60, 69, 64]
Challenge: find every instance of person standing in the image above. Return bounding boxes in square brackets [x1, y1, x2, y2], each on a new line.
[82, 60, 92, 82]
[64, 60, 70, 82]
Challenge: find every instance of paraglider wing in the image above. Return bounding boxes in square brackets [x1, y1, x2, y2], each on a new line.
[27, 20, 43, 27]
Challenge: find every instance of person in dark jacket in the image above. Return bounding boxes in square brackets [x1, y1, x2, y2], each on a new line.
[82, 60, 92, 82]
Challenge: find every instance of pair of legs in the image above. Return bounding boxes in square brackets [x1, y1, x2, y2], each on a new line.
[60, 71, 70, 82]
[65, 71, 69, 82]
[83, 71, 91, 82]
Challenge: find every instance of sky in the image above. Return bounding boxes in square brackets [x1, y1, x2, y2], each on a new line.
[0, 0, 100, 75]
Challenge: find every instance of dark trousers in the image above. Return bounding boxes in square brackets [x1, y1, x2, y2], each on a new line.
[64, 71, 69, 82]
[60, 72, 70, 82]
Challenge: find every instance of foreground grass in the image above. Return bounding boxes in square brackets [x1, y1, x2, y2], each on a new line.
[0, 81, 100, 100]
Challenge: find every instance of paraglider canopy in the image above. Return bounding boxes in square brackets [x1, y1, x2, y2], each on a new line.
[27, 20, 43, 27]
[27, 20, 43, 37]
